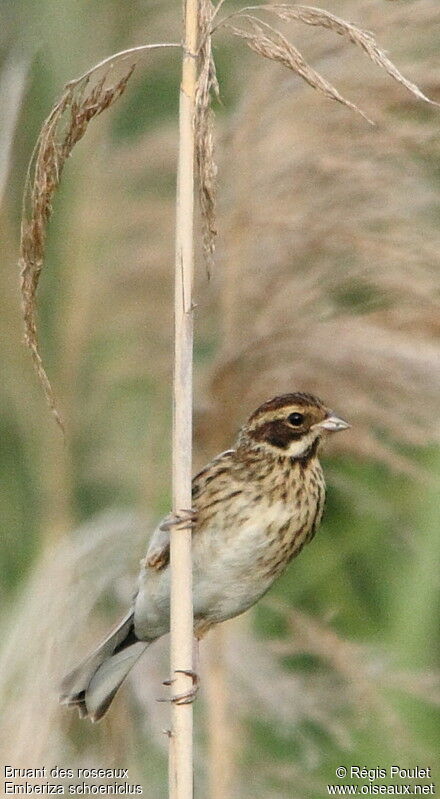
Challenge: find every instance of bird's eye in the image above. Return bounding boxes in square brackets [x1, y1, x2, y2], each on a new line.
[287, 412, 304, 426]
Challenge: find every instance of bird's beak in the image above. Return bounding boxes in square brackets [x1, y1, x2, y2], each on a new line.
[316, 414, 351, 433]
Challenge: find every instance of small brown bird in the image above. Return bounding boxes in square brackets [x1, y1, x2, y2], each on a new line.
[60, 392, 349, 721]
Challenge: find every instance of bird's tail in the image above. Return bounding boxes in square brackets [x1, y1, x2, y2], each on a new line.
[59, 611, 150, 722]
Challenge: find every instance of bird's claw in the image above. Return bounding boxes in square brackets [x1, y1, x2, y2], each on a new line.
[171, 669, 199, 705]
[159, 509, 197, 532]
[156, 669, 200, 705]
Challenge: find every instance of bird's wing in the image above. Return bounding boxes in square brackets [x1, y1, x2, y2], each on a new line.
[143, 449, 236, 572]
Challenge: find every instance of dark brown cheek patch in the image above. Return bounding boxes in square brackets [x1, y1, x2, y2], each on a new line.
[253, 420, 304, 449]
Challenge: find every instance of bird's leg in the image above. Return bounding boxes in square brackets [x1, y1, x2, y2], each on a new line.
[155, 511, 198, 703]
[163, 509, 198, 697]
[158, 638, 200, 705]
[159, 508, 197, 532]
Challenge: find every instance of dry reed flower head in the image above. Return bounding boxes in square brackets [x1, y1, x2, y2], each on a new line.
[195, 0, 220, 276]
[19, 66, 136, 429]
[18, 40, 180, 429]
[221, 3, 437, 121]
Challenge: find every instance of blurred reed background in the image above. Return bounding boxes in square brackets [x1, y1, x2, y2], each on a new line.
[1, 1, 439, 797]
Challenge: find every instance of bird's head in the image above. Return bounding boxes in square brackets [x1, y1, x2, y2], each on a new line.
[239, 392, 350, 461]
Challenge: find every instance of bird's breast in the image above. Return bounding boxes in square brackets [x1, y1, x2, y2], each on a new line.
[192, 470, 324, 622]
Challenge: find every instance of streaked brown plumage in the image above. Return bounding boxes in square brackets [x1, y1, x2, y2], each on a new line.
[60, 392, 349, 721]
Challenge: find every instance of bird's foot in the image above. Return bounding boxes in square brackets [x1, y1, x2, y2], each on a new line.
[171, 669, 200, 705]
[159, 509, 197, 532]
[157, 669, 200, 705]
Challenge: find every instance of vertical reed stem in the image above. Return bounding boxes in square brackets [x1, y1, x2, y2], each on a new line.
[169, 0, 199, 796]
